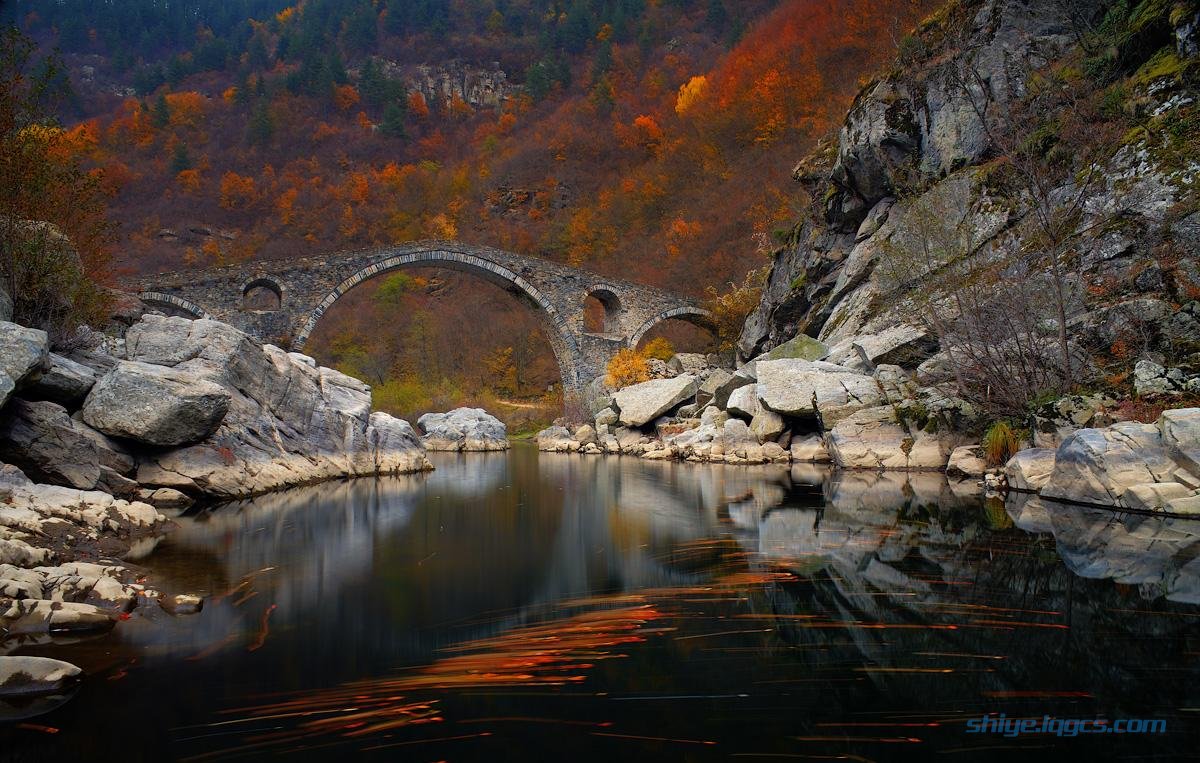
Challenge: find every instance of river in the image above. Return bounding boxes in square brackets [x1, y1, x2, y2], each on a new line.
[3, 443, 1199, 760]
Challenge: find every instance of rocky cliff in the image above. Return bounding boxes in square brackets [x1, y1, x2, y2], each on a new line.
[738, 0, 1200, 401]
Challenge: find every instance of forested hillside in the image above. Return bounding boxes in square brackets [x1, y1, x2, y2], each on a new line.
[4, 0, 931, 424]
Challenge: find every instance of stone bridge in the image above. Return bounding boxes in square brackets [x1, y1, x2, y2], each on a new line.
[131, 240, 714, 392]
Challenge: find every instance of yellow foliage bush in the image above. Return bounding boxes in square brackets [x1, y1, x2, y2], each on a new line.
[606, 348, 650, 388]
[641, 336, 675, 361]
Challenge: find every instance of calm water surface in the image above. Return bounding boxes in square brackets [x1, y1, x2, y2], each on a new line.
[4, 443, 1200, 761]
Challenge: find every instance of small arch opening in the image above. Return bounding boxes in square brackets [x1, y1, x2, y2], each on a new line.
[635, 317, 718, 359]
[242, 279, 282, 311]
[583, 288, 622, 334]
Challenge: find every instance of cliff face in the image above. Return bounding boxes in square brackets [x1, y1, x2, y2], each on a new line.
[739, 0, 1200, 376]
[375, 58, 511, 109]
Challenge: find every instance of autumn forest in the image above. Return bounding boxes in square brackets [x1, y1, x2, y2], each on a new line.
[2, 0, 930, 427]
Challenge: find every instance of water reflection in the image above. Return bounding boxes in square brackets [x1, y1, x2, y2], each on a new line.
[3, 444, 1199, 761]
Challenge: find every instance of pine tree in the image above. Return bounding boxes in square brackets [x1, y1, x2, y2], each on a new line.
[247, 101, 274, 145]
[380, 102, 406, 137]
[169, 143, 191, 174]
[360, 58, 385, 107]
[152, 93, 170, 127]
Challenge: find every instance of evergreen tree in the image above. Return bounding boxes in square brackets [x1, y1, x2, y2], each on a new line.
[152, 93, 170, 127]
[169, 143, 191, 174]
[705, 0, 728, 31]
[360, 58, 385, 107]
[247, 101, 274, 145]
[379, 102, 406, 137]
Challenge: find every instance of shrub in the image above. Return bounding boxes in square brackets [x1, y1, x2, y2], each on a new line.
[641, 336, 674, 361]
[982, 421, 1019, 466]
[606, 348, 650, 388]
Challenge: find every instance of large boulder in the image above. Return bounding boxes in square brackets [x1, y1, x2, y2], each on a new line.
[366, 412, 427, 472]
[826, 406, 945, 470]
[824, 325, 936, 371]
[1005, 448, 1057, 492]
[710, 368, 754, 409]
[947, 445, 987, 478]
[22, 352, 97, 407]
[418, 408, 509, 451]
[790, 434, 832, 463]
[1041, 423, 1178, 506]
[82, 361, 230, 447]
[755, 359, 882, 425]
[100, 316, 429, 499]
[612, 375, 696, 427]
[0, 321, 48, 407]
[536, 425, 578, 452]
[726, 384, 757, 419]
[757, 335, 829, 362]
[0, 399, 101, 489]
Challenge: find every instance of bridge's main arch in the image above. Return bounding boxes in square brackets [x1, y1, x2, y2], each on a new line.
[132, 240, 712, 394]
[292, 249, 587, 389]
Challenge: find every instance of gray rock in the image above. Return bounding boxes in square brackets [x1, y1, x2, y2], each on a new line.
[1041, 423, 1176, 506]
[594, 407, 619, 427]
[755, 359, 882, 425]
[710, 368, 753, 409]
[750, 407, 785, 442]
[790, 435, 831, 463]
[1, 599, 114, 635]
[757, 335, 829, 362]
[1121, 482, 1194, 511]
[826, 405, 946, 470]
[825, 325, 935, 371]
[0, 321, 48, 395]
[366, 412, 426, 473]
[1134, 359, 1172, 396]
[947, 445, 987, 478]
[418, 408, 509, 451]
[1005, 448, 1058, 492]
[82, 361, 230, 447]
[140, 487, 193, 511]
[0, 399, 100, 489]
[23, 352, 96, 406]
[726, 384, 758, 419]
[536, 425, 577, 452]
[0, 656, 82, 697]
[612, 375, 696, 427]
[1159, 408, 1200, 466]
[573, 423, 597, 445]
[696, 368, 733, 407]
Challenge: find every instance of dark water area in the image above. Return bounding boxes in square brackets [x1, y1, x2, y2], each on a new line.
[3, 443, 1200, 761]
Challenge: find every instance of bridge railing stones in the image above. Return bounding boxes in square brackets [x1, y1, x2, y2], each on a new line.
[133, 240, 713, 392]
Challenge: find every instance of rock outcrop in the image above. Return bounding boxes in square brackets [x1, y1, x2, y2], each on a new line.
[996, 409, 1200, 514]
[612, 375, 697, 427]
[0, 315, 432, 503]
[418, 408, 509, 451]
[736, 0, 1200, 425]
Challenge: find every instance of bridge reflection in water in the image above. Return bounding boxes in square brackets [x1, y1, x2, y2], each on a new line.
[7, 445, 1200, 761]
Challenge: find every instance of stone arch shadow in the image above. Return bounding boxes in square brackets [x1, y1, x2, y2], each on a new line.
[291, 247, 588, 390]
[629, 305, 718, 350]
[240, 277, 285, 311]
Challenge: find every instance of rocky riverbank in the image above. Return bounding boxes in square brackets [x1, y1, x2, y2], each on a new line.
[0, 311, 438, 680]
[537, 349, 1200, 514]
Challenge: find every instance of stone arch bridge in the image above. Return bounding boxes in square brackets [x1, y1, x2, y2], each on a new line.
[131, 240, 714, 392]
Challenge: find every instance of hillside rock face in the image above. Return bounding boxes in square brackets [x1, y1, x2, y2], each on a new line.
[739, 0, 1200, 380]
